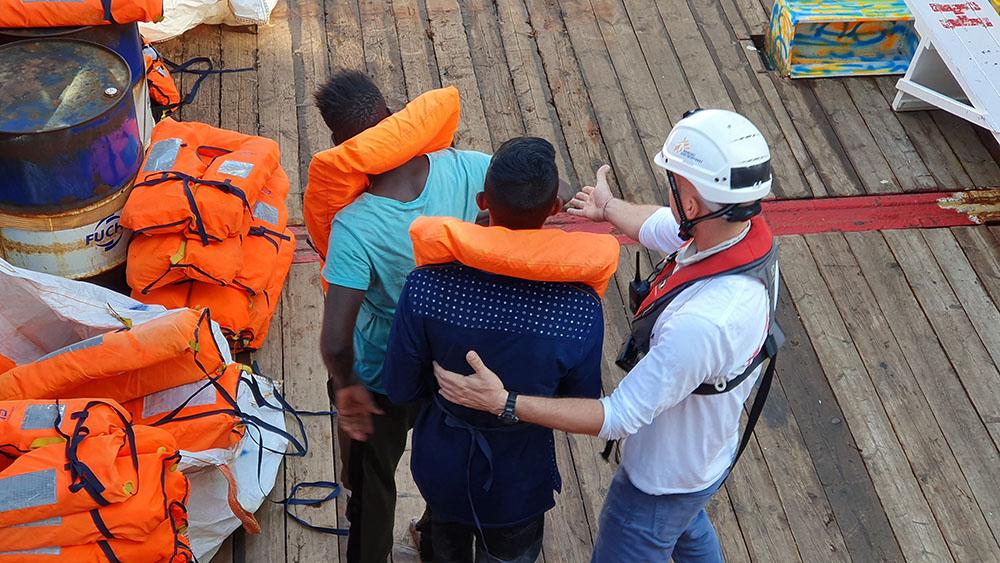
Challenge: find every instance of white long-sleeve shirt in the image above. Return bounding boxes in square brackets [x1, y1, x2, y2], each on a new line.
[599, 208, 772, 495]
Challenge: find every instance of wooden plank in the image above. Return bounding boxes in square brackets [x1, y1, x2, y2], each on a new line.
[873, 77, 974, 190]
[281, 265, 342, 562]
[810, 79, 900, 194]
[182, 25, 223, 126]
[685, 0, 812, 199]
[740, 39, 829, 198]
[762, 78, 864, 197]
[326, 0, 364, 70]
[391, 0, 442, 97]
[542, 433, 596, 563]
[650, 0, 733, 111]
[220, 26, 259, 136]
[773, 282, 904, 562]
[554, 0, 661, 204]
[725, 436, 803, 562]
[583, 0, 672, 184]
[289, 0, 331, 189]
[494, 0, 578, 185]
[841, 78, 937, 191]
[846, 230, 1000, 542]
[257, 1, 303, 225]
[720, 0, 770, 38]
[779, 235, 953, 563]
[463, 0, 526, 145]
[425, 0, 492, 150]
[707, 487, 751, 563]
[359, 0, 408, 112]
[748, 374, 852, 561]
[522, 0, 614, 190]
[932, 113, 1000, 188]
[807, 232, 999, 561]
[620, 0, 698, 120]
[245, 298, 287, 563]
[883, 229, 1000, 450]
[952, 226, 1000, 311]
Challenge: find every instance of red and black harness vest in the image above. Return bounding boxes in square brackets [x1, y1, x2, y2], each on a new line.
[605, 216, 784, 468]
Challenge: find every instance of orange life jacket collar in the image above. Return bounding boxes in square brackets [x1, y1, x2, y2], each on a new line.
[409, 216, 621, 296]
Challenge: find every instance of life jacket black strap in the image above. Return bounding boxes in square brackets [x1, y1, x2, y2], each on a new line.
[278, 481, 348, 536]
[692, 325, 784, 395]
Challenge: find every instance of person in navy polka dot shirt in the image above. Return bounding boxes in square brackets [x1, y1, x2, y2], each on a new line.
[383, 138, 604, 563]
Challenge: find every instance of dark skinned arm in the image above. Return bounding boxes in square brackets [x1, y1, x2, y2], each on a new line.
[320, 284, 382, 440]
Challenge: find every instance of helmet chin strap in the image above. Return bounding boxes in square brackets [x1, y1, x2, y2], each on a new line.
[667, 171, 743, 241]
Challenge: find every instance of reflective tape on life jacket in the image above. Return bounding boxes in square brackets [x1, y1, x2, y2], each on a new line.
[0, 308, 226, 404]
[126, 232, 243, 293]
[304, 86, 460, 276]
[0, 499, 193, 562]
[409, 216, 621, 297]
[122, 118, 280, 244]
[0, 424, 174, 529]
[233, 167, 290, 295]
[0, 399, 131, 460]
[0, 0, 163, 27]
[124, 363, 245, 459]
[0, 450, 187, 552]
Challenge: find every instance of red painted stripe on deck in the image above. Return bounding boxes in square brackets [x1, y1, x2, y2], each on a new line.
[291, 190, 995, 263]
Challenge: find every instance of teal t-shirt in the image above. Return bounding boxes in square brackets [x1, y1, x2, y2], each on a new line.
[322, 148, 490, 394]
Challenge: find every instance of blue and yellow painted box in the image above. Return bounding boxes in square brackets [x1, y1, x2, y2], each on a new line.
[766, 0, 919, 78]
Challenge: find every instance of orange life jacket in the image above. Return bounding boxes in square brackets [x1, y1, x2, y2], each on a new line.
[0, 399, 131, 460]
[0, 0, 163, 27]
[0, 501, 193, 562]
[303, 87, 460, 273]
[0, 425, 175, 529]
[131, 283, 192, 310]
[127, 232, 244, 294]
[186, 226, 294, 351]
[124, 363, 244, 458]
[409, 216, 621, 297]
[233, 167, 290, 295]
[0, 309, 226, 403]
[143, 38, 181, 114]
[0, 354, 14, 374]
[0, 449, 187, 552]
[121, 118, 281, 244]
[243, 226, 295, 351]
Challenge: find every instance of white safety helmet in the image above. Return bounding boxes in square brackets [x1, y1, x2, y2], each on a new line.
[653, 109, 772, 205]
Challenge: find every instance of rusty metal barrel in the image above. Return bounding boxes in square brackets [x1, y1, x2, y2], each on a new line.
[0, 38, 140, 278]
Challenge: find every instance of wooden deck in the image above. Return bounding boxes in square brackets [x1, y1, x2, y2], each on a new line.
[155, 1, 1000, 561]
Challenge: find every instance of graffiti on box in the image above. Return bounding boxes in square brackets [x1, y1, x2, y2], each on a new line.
[767, 0, 919, 78]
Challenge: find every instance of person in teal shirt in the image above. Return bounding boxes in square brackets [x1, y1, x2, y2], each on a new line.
[316, 69, 489, 563]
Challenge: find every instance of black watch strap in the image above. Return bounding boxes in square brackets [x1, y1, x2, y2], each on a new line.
[500, 392, 519, 423]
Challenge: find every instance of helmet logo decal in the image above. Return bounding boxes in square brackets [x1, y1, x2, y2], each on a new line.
[671, 137, 703, 164]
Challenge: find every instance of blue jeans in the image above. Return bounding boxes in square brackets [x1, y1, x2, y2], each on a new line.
[591, 468, 725, 563]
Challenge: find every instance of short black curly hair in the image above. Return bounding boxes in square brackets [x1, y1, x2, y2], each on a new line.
[314, 69, 390, 144]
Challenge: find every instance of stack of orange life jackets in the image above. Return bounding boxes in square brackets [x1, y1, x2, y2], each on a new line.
[0, 399, 193, 562]
[121, 118, 295, 352]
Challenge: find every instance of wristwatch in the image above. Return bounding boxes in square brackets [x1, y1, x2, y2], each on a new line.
[499, 392, 519, 424]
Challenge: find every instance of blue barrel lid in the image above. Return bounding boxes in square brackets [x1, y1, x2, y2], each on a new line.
[0, 38, 130, 135]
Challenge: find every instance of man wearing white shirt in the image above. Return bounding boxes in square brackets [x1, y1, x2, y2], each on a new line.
[433, 109, 781, 563]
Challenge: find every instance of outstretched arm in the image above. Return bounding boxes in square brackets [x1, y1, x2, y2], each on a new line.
[566, 164, 662, 241]
[435, 352, 605, 436]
